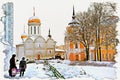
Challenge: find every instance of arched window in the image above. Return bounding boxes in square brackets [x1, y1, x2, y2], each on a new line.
[38, 44, 41, 47]
[31, 26, 32, 34]
[102, 54, 104, 59]
[34, 26, 36, 34]
[38, 27, 39, 34]
[75, 43, 78, 48]
[109, 54, 111, 60]
[49, 50, 51, 53]
[70, 41, 74, 49]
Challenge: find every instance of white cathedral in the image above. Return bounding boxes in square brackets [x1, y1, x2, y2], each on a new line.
[16, 10, 56, 61]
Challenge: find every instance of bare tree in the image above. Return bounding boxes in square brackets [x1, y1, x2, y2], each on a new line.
[65, 2, 118, 61]
[101, 20, 119, 60]
[75, 2, 118, 61]
[75, 11, 95, 60]
[88, 2, 117, 61]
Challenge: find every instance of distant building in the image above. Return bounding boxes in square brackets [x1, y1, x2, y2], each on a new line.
[55, 45, 65, 59]
[16, 9, 56, 61]
[2, 2, 14, 47]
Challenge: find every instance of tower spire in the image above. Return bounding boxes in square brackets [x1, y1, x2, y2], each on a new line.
[33, 7, 35, 16]
[72, 5, 75, 19]
[23, 25, 25, 33]
[48, 28, 51, 38]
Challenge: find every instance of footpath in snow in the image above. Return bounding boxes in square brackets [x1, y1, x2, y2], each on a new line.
[4, 60, 116, 80]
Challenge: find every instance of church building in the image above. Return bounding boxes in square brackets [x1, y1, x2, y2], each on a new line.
[64, 7, 117, 62]
[64, 6, 86, 61]
[16, 9, 56, 61]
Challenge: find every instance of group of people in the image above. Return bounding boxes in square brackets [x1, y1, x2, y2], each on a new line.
[9, 54, 27, 77]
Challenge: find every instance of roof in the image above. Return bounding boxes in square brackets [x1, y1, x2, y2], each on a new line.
[55, 49, 65, 52]
[21, 33, 28, 39]
[68, 19, 80, 27]
[28, 16, 41, 24]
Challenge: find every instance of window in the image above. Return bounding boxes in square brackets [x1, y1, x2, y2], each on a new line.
[38, 26, 39, 34]
[38, 44, 40, 47]
[109, 54, 111, 60]
[49, 50, 51, 53]
[75, 43, 78, 48]
[91, 53, 94, 60]
[34, 26, 36, 34]
[31, 26, 32, 34]
[102, 54, 104, 59]
[106, 54, 108, 60]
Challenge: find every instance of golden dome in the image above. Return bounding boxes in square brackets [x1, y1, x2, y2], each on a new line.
[21, 33, 28, 39]
[28, 16, 41, 24]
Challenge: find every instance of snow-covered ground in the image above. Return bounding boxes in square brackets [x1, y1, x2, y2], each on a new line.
[4, 60, 116, 80]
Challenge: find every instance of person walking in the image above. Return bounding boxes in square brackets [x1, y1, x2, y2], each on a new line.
[19, 57, 27, 77]
[9, 54, 17, 77]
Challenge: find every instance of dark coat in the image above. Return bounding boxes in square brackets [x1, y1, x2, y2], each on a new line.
[9, 55, 17, 77]
[10, 56, 16, 69]
[19, 60, 26, 70]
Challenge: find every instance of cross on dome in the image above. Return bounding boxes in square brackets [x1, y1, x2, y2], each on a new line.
[72, 5, 75, 19]
[68, 5, 80, 26]
[33, 7, 35, 16]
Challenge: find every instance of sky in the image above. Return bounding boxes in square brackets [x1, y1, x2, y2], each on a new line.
[0, 0, 120, 47]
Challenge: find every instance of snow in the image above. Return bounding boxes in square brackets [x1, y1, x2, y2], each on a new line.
[29, 16, 40, 20]
[4, 60, 116, 80]
[55, 49, 65, 52]
[1, 35, 117, 80]
[3, 45, 13, 71]
[0, 42, 5, 79]
[80, 66, 116, 80]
